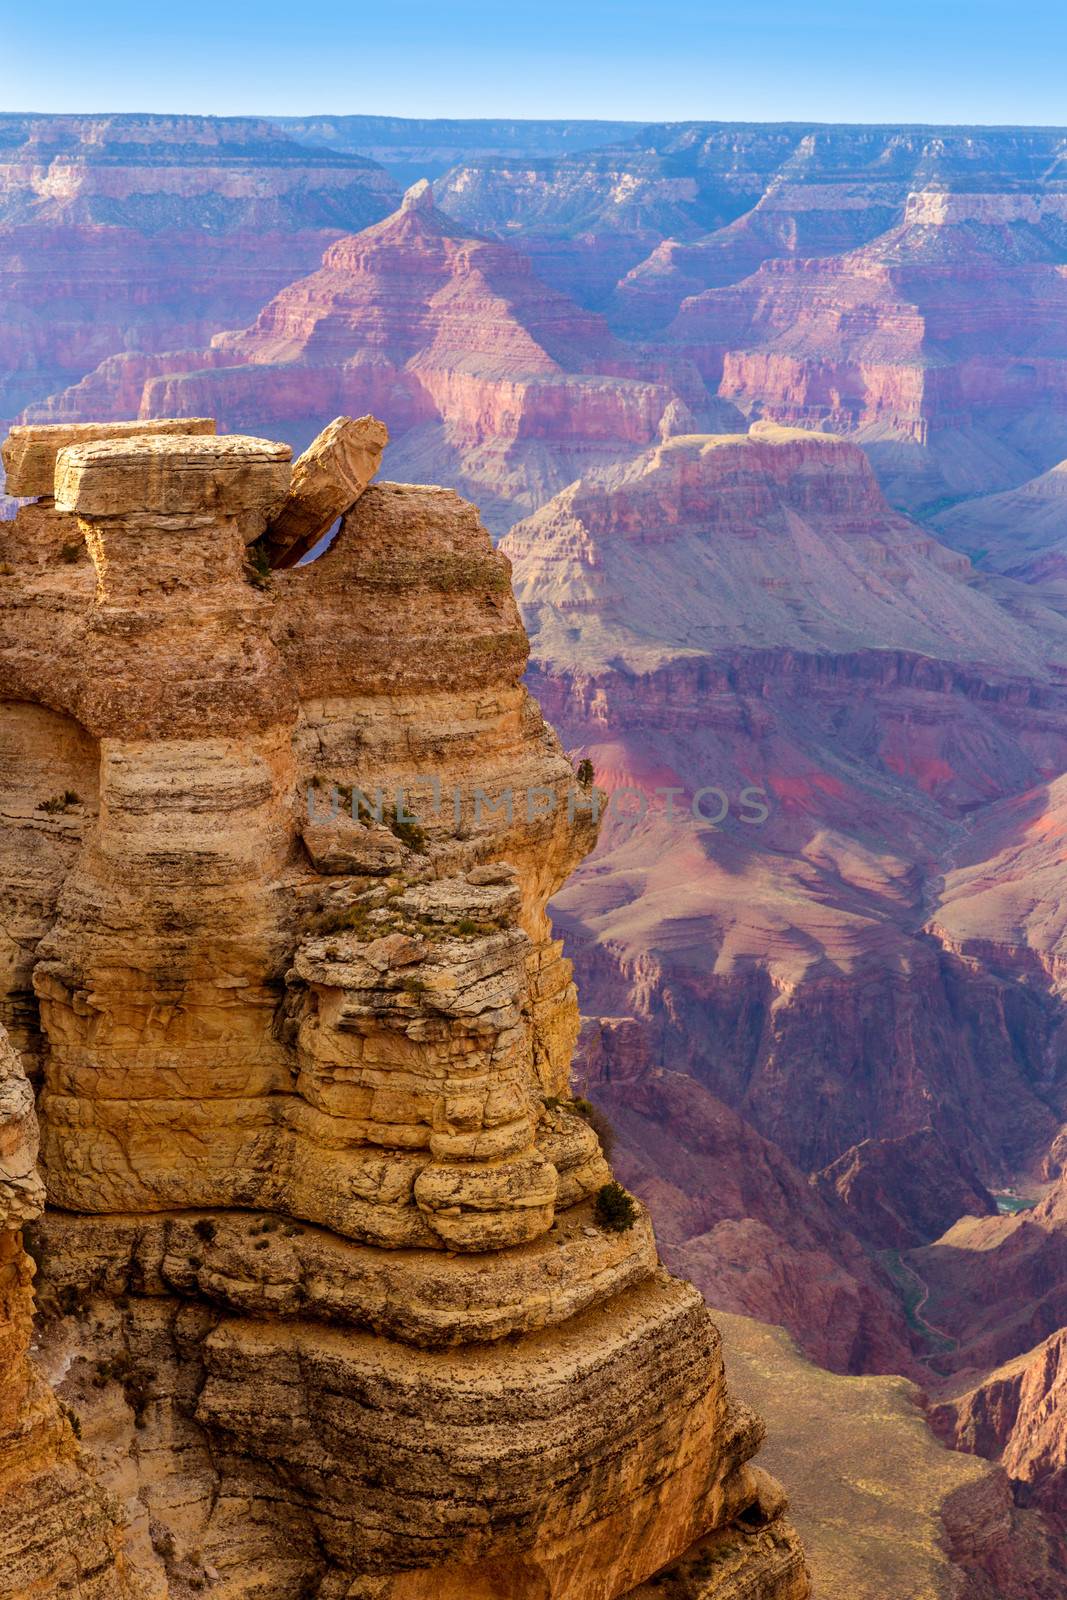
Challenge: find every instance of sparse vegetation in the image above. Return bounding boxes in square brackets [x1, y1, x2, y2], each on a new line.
[380, 802, 426, 852]
[38, 790, 79, 815]
[59, 542, 82, 564]
[245, 540, 274, 591]
[594, 1181, 638, 1233]
[541, 1096, 616, 1160]
[193, 1218, 217, 1243]
[575, 758, 596, 787]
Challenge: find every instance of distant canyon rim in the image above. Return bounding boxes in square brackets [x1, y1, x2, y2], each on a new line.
[5, 109, 1067, 1597]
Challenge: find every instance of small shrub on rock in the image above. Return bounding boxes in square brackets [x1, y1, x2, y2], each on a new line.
[594, 1181, 638, 1233]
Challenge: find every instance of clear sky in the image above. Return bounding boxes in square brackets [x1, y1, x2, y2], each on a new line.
[6, 0, 1067, 126]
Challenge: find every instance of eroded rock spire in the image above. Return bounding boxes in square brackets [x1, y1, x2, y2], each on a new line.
[0, 415, 810, 1599]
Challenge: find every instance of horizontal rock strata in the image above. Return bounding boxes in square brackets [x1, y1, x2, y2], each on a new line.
[0, 415, 809, 1598]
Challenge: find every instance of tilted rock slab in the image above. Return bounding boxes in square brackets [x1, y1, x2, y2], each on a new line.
[0, 417, 810, 1599]
[262, 412, 390, 567]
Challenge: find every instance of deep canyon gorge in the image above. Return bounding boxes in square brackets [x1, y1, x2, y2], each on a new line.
[5, 110, 1067, 1597]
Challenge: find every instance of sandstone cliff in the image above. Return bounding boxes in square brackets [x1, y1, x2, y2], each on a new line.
[0, 1022, 145, 1596]
[0, 414, 809, 1599]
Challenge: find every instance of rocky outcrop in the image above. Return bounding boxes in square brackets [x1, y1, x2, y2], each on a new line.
[0, 416, 808, 1598]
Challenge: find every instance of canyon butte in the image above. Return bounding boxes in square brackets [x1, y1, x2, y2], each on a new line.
[0, 412, 809, 1598]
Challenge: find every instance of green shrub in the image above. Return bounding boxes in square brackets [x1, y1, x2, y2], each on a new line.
[594, 1181, 638, 1233]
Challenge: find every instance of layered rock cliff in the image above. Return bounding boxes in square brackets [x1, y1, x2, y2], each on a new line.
[0, 115, 398, 430]
[0, 1022, 145, 1596]
[671, 189, 1067, 508]
[30, 181, 709, 531]
[0, 414, 809, 1599]
[498, 426, 1067, 1387]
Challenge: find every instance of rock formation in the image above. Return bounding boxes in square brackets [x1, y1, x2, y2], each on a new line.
[29, 180, 708, 531]
[502, 425, 1067, 1199]
[574, 1021, 917, 1376]
[430, 122, 1067, 320]
[0, 1023, 144, 1597]
[718, 1310, 1067, 1600]
[0, 414, 809, 1598]
[671, 190, 1067, 508]
[0, 115, 398, 433]
[814, 1129, 997, 1252]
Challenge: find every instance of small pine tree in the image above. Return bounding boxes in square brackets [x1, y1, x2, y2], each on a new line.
[594, 1181, 638, 1233]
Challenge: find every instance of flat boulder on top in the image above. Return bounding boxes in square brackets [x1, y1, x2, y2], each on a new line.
[55, 433, 292, 539]
[1, 417, 216, 499]
[263, 414, 389, 567]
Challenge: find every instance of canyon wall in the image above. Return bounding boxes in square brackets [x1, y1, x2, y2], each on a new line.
[502, 427, 1067, 1368]
[0, 115, 398, 435]
[29, 179, 708, 531]
[9, 113, 1067, 1594]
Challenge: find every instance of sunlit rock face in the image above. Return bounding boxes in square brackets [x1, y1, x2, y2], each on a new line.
[670, 188, 1067, 510]
[0, 415, 809, 1599]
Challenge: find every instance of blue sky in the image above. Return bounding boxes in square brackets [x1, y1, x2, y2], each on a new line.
[7, 0, 1067, 125]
